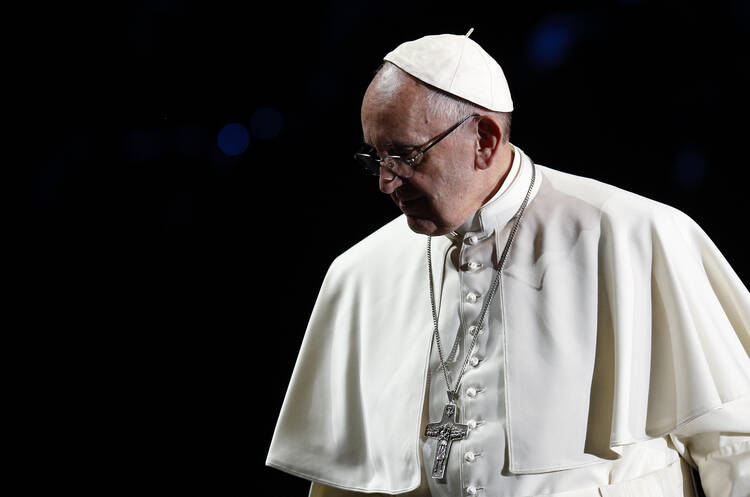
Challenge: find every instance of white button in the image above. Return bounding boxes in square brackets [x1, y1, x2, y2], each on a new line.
[466, 486, 478, 496]
[467, 419, 477, 429]
[469, 356, 480, 367]
[466, 387, 477, 398]
[467, 261, 483, 271]
[466, 292, 480, 304]
[468, 235, 479, 245]
[464, 451, 476, 462]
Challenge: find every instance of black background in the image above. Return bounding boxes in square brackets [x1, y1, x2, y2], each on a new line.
[29, 0, 749, 494]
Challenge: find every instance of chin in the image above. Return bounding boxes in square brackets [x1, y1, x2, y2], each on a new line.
[404, 214, 452, 236]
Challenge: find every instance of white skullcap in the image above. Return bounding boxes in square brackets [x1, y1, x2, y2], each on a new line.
[383, 29, 513, 112]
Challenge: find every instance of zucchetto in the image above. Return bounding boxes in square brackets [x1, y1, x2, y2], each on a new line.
[383, 29, 514, 112]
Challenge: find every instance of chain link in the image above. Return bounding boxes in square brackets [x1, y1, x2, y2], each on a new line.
[427, 161, 537, 402]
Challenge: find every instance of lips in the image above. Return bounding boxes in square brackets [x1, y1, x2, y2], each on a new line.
[393, 190, 422, 203]
[392, 188, 425, 214]
[396, 197, 425, 215]
[398, 196, 422, 205]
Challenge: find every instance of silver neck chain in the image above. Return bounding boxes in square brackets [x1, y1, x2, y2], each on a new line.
[427, 161, 536, 403]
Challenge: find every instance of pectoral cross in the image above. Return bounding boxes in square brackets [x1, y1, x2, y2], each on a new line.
[424, 402, 468, 479]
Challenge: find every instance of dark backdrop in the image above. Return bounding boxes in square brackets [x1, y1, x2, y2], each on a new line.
[30, 0, 748, 494]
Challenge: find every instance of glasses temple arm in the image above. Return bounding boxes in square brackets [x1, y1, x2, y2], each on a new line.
[411, 113, 479, 162]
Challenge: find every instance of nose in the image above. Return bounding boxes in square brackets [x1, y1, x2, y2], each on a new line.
[379, 167, 404, 194]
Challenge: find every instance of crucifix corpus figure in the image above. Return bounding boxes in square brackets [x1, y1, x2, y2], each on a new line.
[425, 403, 469, 479]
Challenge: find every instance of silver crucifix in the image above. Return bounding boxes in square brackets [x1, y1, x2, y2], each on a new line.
[424, 402, 469, 479]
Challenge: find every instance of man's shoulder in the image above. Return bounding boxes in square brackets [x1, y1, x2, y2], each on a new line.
[537, 164, 690, 226]
[326, 214, 425, 280]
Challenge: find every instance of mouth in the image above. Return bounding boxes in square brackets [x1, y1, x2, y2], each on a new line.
[396, 196, 425, 214]
[393, 189, 422, 204]
[392, 187, 427, 215]
[398, 195, 422, 205]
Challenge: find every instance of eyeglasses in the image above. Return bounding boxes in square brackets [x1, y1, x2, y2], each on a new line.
[354, 113, 479, 178]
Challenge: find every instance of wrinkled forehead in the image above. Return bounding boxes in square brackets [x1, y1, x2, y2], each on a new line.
[360, 73, 437, 148]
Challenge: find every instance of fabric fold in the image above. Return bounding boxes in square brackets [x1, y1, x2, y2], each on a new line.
[266, 151, 750, 491]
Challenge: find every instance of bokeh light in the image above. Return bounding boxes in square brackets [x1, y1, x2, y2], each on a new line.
[527, 15, 580, 70]
[217, 123, 250, 156]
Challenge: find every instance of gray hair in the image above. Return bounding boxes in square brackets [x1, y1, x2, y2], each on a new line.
[375, 61, 512, 144]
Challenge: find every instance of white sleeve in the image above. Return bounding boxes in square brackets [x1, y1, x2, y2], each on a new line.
[665, 394, 750, 497]
[670, 432, 750, 497]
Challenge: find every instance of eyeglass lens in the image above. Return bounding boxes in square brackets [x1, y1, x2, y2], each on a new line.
[355, 147, 415, 178]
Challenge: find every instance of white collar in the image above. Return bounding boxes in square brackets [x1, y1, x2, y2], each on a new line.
[447, 143, 539, 246]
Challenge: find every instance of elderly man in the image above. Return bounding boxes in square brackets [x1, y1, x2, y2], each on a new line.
[266, 31, 750, 497]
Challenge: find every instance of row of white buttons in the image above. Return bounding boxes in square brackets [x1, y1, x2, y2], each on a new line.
[467, 347, 483, 497]
[464, 233, 485, 497]
[450, 233, 488, 497]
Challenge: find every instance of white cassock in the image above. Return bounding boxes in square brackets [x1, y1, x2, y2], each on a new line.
[266, 144, 750, 497]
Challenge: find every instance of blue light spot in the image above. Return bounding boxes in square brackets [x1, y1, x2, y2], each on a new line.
[673, 147, 708, 190]
[527, 15, 579, 70]
[251, 107, 284, 140]
[217, 123, 250, 156]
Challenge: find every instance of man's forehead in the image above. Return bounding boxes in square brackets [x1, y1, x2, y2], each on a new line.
[362, 126, 422, 149]
[362, 98, 439, 143]
[364, 66, 430, 109]
[362, 108, 432, 149]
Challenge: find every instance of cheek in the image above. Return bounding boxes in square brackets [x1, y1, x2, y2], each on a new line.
[415, 152, 473, 212]
[432, 167, 476, 221]
[424, 180, 463, 222]
[431, 164, 470, 203]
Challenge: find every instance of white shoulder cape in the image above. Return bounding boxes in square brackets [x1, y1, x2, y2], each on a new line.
[266, 158, 750, 493]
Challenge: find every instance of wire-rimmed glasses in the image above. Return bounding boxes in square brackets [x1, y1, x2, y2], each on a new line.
[354, 113, 479, 178]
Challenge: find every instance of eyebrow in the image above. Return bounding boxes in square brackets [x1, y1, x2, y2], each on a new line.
[362, 140, 419, 153]
[388, 140, 418, 150]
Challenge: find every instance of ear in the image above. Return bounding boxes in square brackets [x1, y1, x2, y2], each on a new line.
[474, 116, 502, 171]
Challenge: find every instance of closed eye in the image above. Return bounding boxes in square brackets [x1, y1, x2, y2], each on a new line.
[390, 146, 419, 157]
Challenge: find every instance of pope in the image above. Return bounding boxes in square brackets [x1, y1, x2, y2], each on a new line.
[266, 30, 750, 497]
